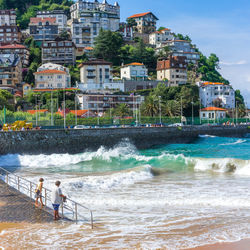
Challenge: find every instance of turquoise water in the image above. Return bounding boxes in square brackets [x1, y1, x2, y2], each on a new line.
[1, 134, 250, 249]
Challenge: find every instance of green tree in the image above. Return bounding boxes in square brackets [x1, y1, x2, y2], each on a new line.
[0, 90, 14, 111]
[93, 30, 124, 65]
[114, 103, 131, 118]
[141, 94, 159, 117]
[126, 18, 137, 28]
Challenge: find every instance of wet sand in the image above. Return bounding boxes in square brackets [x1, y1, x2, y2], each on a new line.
[187, 239, 250, 250]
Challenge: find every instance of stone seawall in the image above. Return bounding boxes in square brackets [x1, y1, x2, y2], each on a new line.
[0, 125, 249, 155]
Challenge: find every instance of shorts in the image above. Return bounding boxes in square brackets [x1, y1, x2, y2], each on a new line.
[52, 204, 60, 211]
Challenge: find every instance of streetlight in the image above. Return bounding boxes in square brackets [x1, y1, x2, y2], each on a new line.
[158, 96, 162, 125]
[75, 90, 77, 126]
[191, 98, 194, 125]
[199, 98, 202, 125]
[138, 95, 141, 126]
[236, 101, 238, 125]
[51, 89, 53, 126]
[246, 102, 248, 123]
[180, 96, 183, 124]
[35, 94, 38, 126]
[63, 88, 66, 129]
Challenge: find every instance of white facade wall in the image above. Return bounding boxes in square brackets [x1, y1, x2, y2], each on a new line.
[200, 110, 226, 120]
[199, 84, 235, 109]
[149, 30, 173, 46]
[121, 65, 148, 80]
[38, 63, 69, 74]
[157, 68, 187, 86]
[35, 73, 71, 89]
[0, 11, 16, 26]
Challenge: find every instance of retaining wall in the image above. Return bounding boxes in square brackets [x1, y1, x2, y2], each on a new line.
[0, 125, 249, 155]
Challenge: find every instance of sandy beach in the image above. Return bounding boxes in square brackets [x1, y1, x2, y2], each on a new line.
[188, 239, 250, 250]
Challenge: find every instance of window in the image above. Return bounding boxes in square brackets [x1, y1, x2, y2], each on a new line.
[57, 75, 62, 79]
[7, 80, 12, 84]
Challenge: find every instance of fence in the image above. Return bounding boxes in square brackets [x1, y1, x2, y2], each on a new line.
[0, 167, 93, 228]
[0, 116, 249, 128]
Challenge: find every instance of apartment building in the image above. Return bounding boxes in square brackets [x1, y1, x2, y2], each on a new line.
[0, 43, 30, 67]
[70, 0, 120, 47]
[120, 63, 148, 80]
[156, 39, 200, 64]
[79, 59, 112, 90]
[29, 17, 59, 42]
[198, 82, 235, 109]
[200, 107, 227, 120]
[0, 54, 22, 92]
[77, 93, 143, 113]
[157, 56, 187, 86]
[0, 9, 16, 26]
[0, 25, 21, 46]
[42, 40, 76, 65]
[36, 10, 68, 31]
[37, 62, 70, 73]
[34, 68, 71, 89]
[127, 12, 158, 34]
[149, 28, 173, 46]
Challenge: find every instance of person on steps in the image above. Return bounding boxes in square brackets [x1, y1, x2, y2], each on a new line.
[35, 178, 44, 208]
[51, 181, 66, 220]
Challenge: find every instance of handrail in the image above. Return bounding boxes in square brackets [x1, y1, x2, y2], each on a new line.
[0, 166, 93, 228]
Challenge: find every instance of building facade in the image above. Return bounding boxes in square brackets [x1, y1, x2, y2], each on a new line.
[34, 69, 71, 89]
[0, 54, 22, 92]
[29, 17, 59, 42]
[149, 28, 173, 46]
[127, 12, 158, 34]
[0, 43, 30, 67]
[0, 9, 16, 26]
[37, 62, 70, 73]
[70, 0, 120, 47]
[0, 25, 21, 45]
[79, 60, 112, 90]
[120, 63, 148, 80]
[157, 56, 187, 86]
[156, 39, 200, 64]
[198, 82, 235, 109]
[42, 40, 76, 65]
[77, 93, 143, 113]
[36, 10, 68, 31]
[200, 107, 227, 120]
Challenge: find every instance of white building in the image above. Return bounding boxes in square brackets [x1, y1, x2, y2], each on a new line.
[200, 107, 227, 121]
[0, 9, 16, 26]
[149, 28, 173, 46]
[70, 0, 120, 48]
[36, 10, 68, 31]
[198, 82, 235, 109]
[35, 63, 71, 89]
[120, 63, 148, 81]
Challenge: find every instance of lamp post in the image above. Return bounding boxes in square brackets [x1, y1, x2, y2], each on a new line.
[75, 90, 77, 126]
[35, 95, 38, 126]
[191, 98, 194, 125]
[199, 98, 202, 125]
[246, 102, 248, 123]
[50, 89, 53, 126]
[135, 95, 138, 126]
[138, 95, 141, 126]
[180, 96, 183, 124]
[236, 101, 238, 125]
[158, 96, 162, 124]
[63, 88, 66, 129]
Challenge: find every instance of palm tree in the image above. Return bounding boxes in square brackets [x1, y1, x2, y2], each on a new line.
[163, 100, 181, 117]
[141, 95, 159, 117]
[114, 103, 130, 118]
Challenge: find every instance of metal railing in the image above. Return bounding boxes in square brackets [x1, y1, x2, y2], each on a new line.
[0, 166, 93, 228]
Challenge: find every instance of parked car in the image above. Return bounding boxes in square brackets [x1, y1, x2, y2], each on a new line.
[74, 125, 89, 129]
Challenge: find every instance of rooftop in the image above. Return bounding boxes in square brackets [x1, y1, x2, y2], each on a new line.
[202, 82, 225, 86]
[0, 44, 27, 50]
[128, 12, 158, 20]
[79, 59, 112, 67]
[30, 17, 57, 24]
[122, 62, 144, 67]
[201, 107, 227, 112]
[34, 69, 67, 75]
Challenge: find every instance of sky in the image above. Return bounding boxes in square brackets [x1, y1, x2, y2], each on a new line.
[115, 0, 250, 106]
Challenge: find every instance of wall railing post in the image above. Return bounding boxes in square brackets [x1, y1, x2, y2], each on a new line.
[45, 189, 47, 206]
[30, 182, 32, 198]
[91, 211, 93, 229]
[61, 203, 64, 218]
[17, 176, 20, 191]
[75, 203, 78, 222]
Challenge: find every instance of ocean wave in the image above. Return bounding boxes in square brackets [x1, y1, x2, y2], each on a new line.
[198, 135, 218, 138]
[220, 139, 247, 146]
[192, 157, 250, 175]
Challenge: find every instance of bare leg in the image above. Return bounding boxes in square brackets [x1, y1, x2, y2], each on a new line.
[35, 197, 39, 207]
[39, 197, 44, 208]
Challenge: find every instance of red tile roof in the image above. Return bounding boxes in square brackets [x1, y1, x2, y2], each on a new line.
[30, 17, 56, 24]
[123, 62, 144, 67]
[84, 47, 93, 50]
[34, 69, 66, 75]
[70, 110, 89, 117]
[33, 88, 78, 92]
[201, 107, 226, 112]
[128, 12, 158, 20]
[0, 44, 27, 49]
[202, 82, 224, 86]
[27, 109, 48, 114]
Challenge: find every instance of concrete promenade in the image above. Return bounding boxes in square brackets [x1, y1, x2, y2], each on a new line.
[0, 179, 54, 223]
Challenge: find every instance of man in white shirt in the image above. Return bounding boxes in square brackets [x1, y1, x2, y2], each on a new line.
[51, 181, 66, 220]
